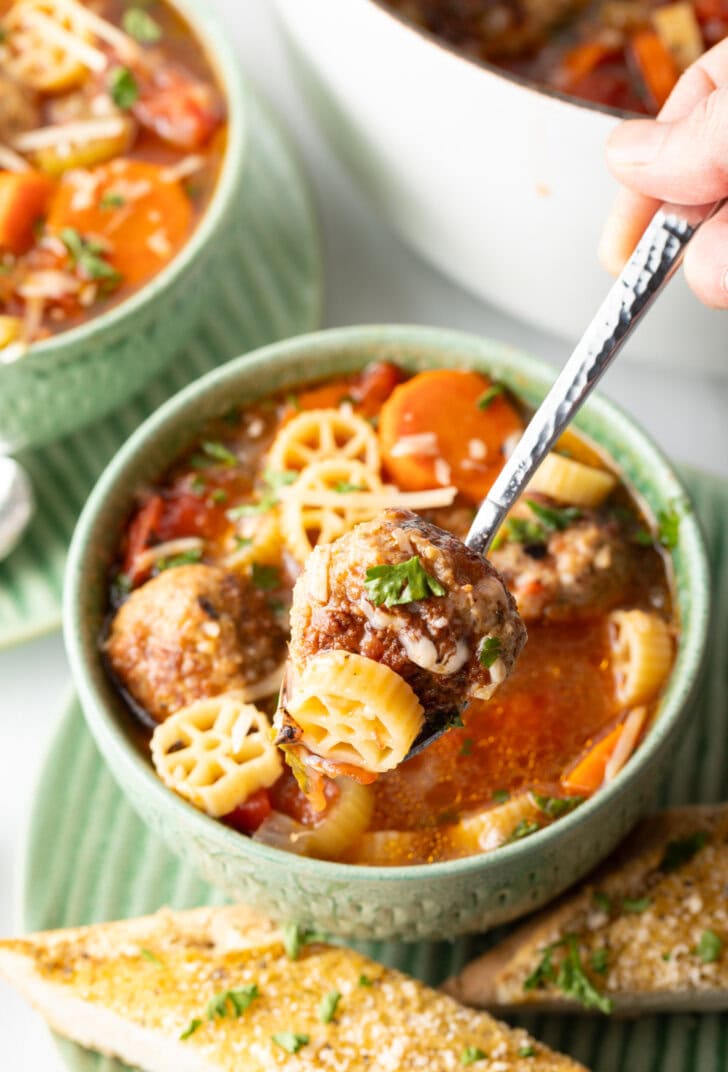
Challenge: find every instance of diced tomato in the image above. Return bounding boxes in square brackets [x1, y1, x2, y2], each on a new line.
[134, 68, 223, 150]
[123, 494, 164, 580]
[557, 42, 617, 90]
[569, 66, 648, 112]
[350, 361, 406, 417]
[154, 490, 217, 542]
[223, 788, 272, 835]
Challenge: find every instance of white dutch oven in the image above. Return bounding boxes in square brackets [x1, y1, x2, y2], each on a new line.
[275, 0, 726, 372]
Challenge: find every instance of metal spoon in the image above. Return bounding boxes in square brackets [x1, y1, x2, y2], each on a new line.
[407, 200, 723, 758]
[0, 456, 34, 562]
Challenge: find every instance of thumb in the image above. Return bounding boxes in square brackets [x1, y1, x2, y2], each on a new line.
[605, 84, 728, 205]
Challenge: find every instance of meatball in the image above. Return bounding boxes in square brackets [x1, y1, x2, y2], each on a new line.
[289, 509, 526, 718]
[106, 564, 286, 723]
[0, 76, 40, 142]
[489, 510, 640, 621]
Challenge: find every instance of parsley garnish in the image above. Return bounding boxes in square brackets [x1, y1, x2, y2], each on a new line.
[263, 468, 297, 490]
[234, 536, 253, 548]
[459, 737, 474, 757]
[227, 493, 277, 519]
[622, 896, 651, 914]
[282, 921, 328, 960]
[190, 474, 206, 495]
[532, 793, 584, 818]
[492, 788, 510, 804]
[199, 440, 237, 466]
[112, 571, 132, 600]
[659, 830, 708, 872]
[156, 548, 202, 571]
[122, 7, 162, 42]
[139, 947, 163, 968]
[460, 1046, 487, 1065]
[508, 819, 540, 842]
[60, 228, 120, 283]
[525, 935, 613, 1014]
[364, 556, 446, 607]
[632, 528, 654, 547]
[592, 890, 612, 913]
[657, 501, 688, 549]
[108, 65, 139, 109]
[518, 1045, 536, 1058]
[696, 930, 722, 963]
[476, 384, 504, 410]
[334, 481, 365, 493]
[180, 1018, 202, 1040]
[272, 1031, 309, 1054]
[358, 973, 373, 987]
[100, 191, 126, 210]
[499, 516, 547, 547]
[590, 948, 609, 974]
[210, 488, 228, 504]
[526, 499, 582, 532]
[206, 985, 259, 1020]
[318, 988, 341, 1023]
[251, 563, 280, 590]
[478, 635, 501, 669]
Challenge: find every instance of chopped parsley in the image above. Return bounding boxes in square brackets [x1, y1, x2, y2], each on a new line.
[206, 985, 259, 1020]
[518, 1045, 537, 1058]
[476, 384, 504, 410]
[251, 563, 280, 590]
[526, 499, 582, 532]
[622, 896, 651, 914]
[492, 788, 510, 804]
[100, 191, 126, 210]
[199, 440, 237, 466]
[190, 474, 206, 495]
[263, 467, 297, 490]
[498, 516, 547, 547]
[590, 948, 609, 975]
[156, 548, 203, 571]
[696, 930, 722, 963]
[657, 501, 687, 549]
[318, 988, 341, 1023]
[631, 528, 654, 547]
[60, 228, 120, 283]
[227, 493, 277, 519]
[282, 921, 328, 960]
[525, 935, 613, 1014]
[358, 973, 373, 987]
[459, 737, 474, 757]
[210, 488, 228, 505]
[112, 571, 132, 600]
[272, 1031, 309, 1054]
[234, 535, 253, 548]
[508, 819, 540, 842]
[364, 556, 446, 607]
[108, 65, 139, 109]
[139, 947, 163, 967]
[122, 7, 162, 42]
[334, 481, 365, 493]
[659, 830, 708, 873]
[478, 635, 501, 669]
[592, 890, 612, 913]
[460, 1046, 487, 1065]
[531, 793, 584, 819]
[179, 1018, 202, 1040]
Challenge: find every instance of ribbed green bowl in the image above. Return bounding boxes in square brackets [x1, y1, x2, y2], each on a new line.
[0, 0, 247, 453]
[64, 325, 710, 941]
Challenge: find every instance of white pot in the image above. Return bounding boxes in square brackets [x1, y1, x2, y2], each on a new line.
[275, 0, 726, 372]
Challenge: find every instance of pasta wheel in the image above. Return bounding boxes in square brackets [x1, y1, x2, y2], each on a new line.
[224, 508, 283, 571]
[609, 609, 673, 707]
[151, 693, 283, 818]
[4, 0, 100, 92]
[268, 408, 380, 474]
[527, 453, 617, 507]
[253, 778, 374, 861]
[453, 793, 545, 855]
[284, 650, 424, 774]
[281, 458, 384, 564]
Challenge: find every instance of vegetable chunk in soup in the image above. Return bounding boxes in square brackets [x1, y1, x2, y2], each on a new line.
[104, 362, 676, 866]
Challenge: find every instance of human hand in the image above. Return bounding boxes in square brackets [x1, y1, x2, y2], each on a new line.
[599, 37, 728, 309]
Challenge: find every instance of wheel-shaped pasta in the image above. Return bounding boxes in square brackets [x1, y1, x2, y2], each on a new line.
[253, 778, 374, 861]
[609, 609, 673, 707]
[151, 693, 283, 818]
[528, 453, 617, 507]
[267, 408, 380, 474]
[4, 0, 100, 92]
[279, 650, 424, 775]
[281, 458, 384, 564]
[453, 793, 546, 854]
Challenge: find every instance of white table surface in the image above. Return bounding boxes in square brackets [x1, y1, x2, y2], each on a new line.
[2, 1, 728, 1065]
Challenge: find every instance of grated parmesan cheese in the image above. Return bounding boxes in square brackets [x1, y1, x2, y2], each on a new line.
[14, 116, 128, 152]
[279, 485, 457, 511]
[0, 144, 31, 172]
[390, 432, 438, 458]
[131, 537, 204, 575]
[146, 230, 172, 258]
[434, 457, 452, 486]
[161, 154, 207, 183]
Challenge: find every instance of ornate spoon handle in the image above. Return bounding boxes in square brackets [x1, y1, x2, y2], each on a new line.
[466, 201, 724, 556]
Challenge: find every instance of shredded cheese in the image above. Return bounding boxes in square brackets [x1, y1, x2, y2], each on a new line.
[52, 0, 141, 60]
[18, 271, 80, 300]
[0, 144, 31, 172]
[13, 117, 128, 152]
[279, 485, 458, 511]
[390, 432, 438, 458]
[605, 706, 647, 783]
[146, 229, 172, 258]
[161, 155, 207, 183]
[131, 537, 204, 575]
[240, 663, 287, 703]
[19, 6, 107, 70]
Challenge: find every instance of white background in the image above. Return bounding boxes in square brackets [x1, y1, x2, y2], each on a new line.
[2, 1, 728, 1066]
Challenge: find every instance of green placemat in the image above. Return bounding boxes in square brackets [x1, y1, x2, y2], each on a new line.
[0, 84, 322, 650]
[19, 468, 728, 1069]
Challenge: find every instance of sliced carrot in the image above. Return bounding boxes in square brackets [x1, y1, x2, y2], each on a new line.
[294, 378, 352, 412]
[45, 159, 192, 286]
[561, 722, 625, 795]
[558, 41, 614, 88]
[630, 29, 680, 110]
[378, 369, 523, 503]
[0, 170, 55, 255]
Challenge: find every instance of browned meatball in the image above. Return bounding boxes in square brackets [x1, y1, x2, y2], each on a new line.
[106, 564, 286, 723]
[0, 76, 40, 142]
[489, 510, 640, 621]
[289, 509, 526, 718]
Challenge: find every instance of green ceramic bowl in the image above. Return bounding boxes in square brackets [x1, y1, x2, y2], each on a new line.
[0, 0, 247, 454]
[64, 325, 710, 941]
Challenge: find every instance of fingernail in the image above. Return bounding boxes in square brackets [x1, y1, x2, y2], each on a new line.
[607, 121, 668, 166]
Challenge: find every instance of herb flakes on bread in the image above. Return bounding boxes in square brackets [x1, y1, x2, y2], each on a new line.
[444, 805, 728, 1016]
[0, 903, 586, 1071]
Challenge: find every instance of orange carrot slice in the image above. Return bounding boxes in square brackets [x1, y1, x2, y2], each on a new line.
[561, 722, 626, 795]
[630, 29, 680, 110]
[0, 170, 55, 255]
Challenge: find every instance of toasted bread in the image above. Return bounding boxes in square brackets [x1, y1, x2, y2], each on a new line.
[444, 805, 728, 1015]
[0, 903, 586, 1070]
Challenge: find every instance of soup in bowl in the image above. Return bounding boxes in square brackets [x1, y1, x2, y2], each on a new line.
[65, 325, 709, 939]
